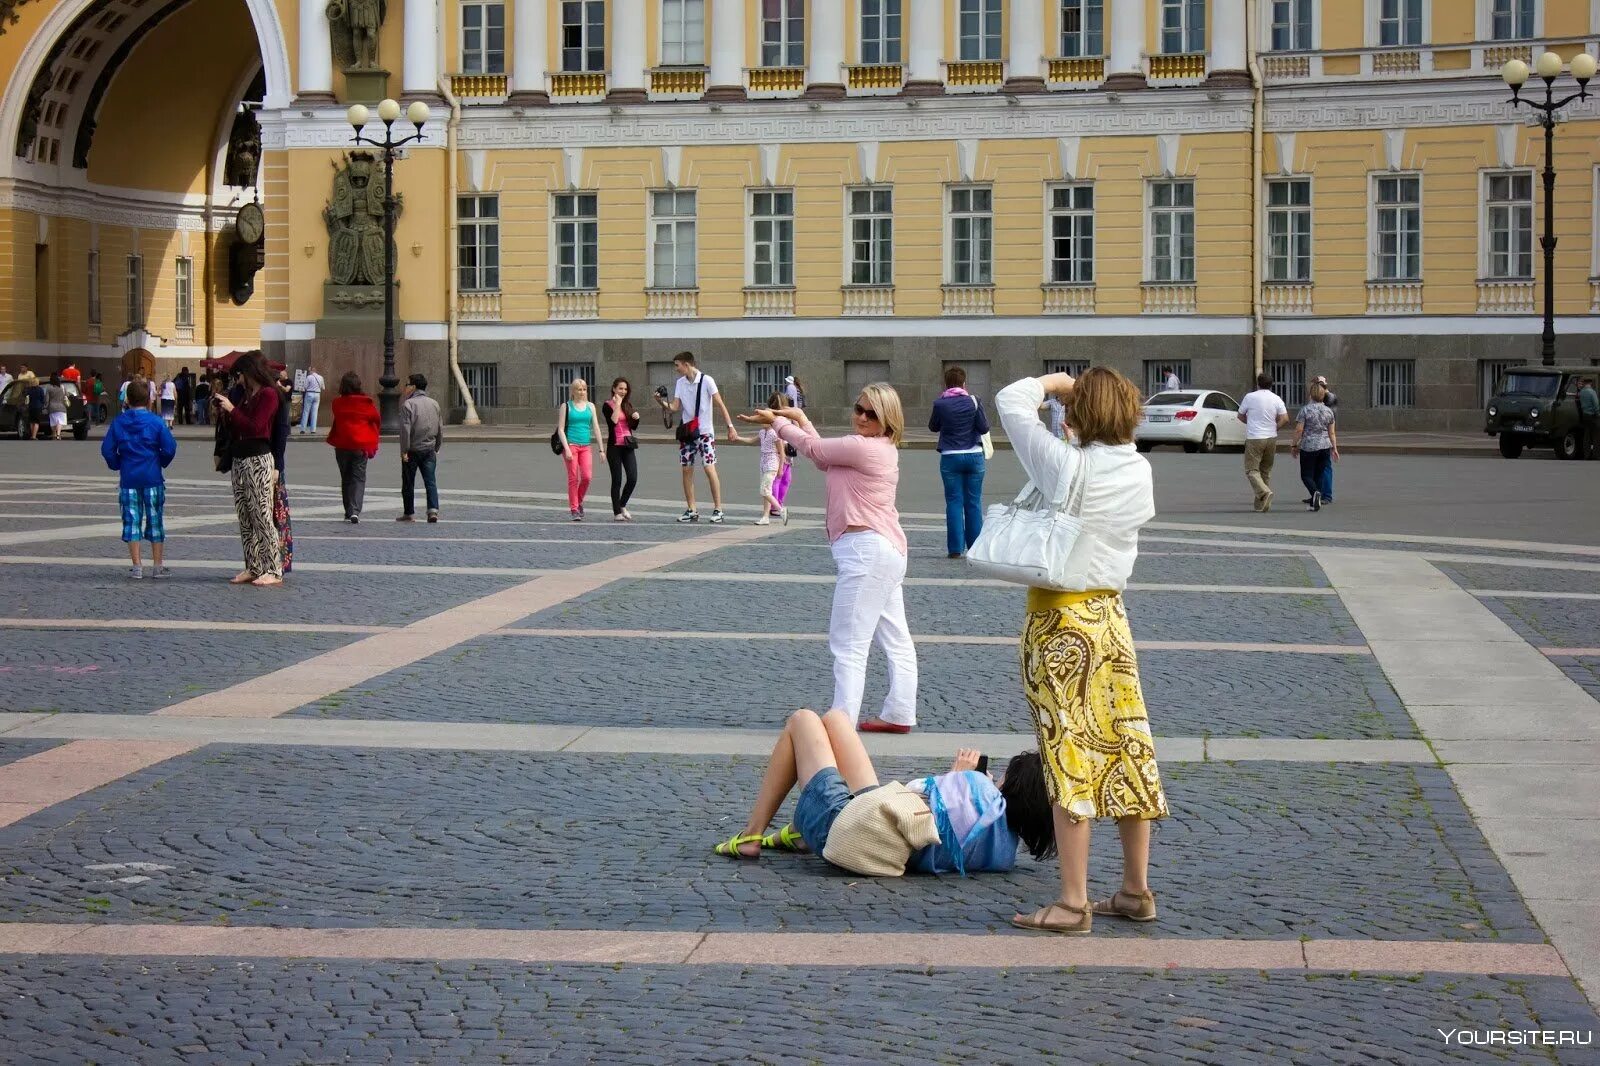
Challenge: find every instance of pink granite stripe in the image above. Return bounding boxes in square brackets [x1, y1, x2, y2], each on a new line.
[0, 740, 198, 828]
[1303, 940, 1569, 977]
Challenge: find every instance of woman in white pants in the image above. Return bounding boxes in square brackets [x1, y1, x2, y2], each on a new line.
[740, 383, 918, 734]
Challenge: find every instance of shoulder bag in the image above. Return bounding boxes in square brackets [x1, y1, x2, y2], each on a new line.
[965, 449, 1093, 590]
[972, 395, 995, 460]
[675, 376, 706, 445]
[549, 403, 568, 455]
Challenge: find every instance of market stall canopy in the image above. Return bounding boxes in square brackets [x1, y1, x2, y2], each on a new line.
[200, 350, 286, 373]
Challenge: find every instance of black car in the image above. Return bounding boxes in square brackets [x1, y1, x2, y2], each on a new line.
[1, 379, 90, 440]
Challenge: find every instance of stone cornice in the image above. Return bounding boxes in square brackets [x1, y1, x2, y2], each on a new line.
[0, 178, 226, 231]
[1262, 77, 1597, 133]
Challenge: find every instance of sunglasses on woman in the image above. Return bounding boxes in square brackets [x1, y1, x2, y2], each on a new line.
[853, 404, 879, 422]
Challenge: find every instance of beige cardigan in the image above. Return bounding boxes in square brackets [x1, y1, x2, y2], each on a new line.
[821, 783, 942, 877]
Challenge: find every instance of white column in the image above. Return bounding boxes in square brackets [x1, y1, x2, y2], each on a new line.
[610, 0, 648, 97]
[1212, 0, 1248, 72]
[512, 0, 548, 96]
[298, 0, 333, 95]
[1109, 0, 1147, 78]
[907, 0, 945, 90]
[1007, 0, 1045, 87]
[807, 0, 845, 95]
[403, 0, 438, 92]
[708, 0, 746, 97]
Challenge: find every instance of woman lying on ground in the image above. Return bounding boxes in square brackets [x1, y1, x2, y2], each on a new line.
[713, 708, 1055, 877]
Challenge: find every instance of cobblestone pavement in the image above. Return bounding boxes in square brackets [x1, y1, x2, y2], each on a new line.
[1548, 656, 1600, 701]
[1476, 597, 1600, 650]
[1437, 562, 1600, 597]
[0, 738, 62, 766]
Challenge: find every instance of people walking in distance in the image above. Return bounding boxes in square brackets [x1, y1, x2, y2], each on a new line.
[784, 375, 806, 409]
[1292, 383, 1339, 512]
[1237, 372, 1289, 512]
[755, 391, 792, 525]
[0, 365, 11, 394]
[1578, 376, 1599, 460]
[193, 374, 212, 425]
[556, 378, 604, 521]
[739, 383, 919, 735]
[23, 377, 45, 440]
[299, 365, 325, 433]
[929, 365, 990, 560]
[159, 376, 177, 427]
[711, 707, 1055, 877]
[43, 374, 69, 440]
[175, 366, 193, 426]
[327, 371, 381, 524]
[1312, 375, 1338, 501]
[214, 350, 284, 586]
[101, 378, 177, 579]
[398, 373, 443, 523]
[1164, 366, 1182, 392]
[655, 351, 742, 523]
[995, 367, 1167, 937]
[91, 372, 108, 424]
[602, 377, 642, 521]
[60, 362, 80, 385]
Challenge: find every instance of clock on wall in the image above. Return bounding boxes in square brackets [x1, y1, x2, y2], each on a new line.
[235, 202, 264, 245]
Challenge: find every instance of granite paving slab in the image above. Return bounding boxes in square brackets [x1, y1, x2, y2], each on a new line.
[0, 749, 1536, 941]
[1548, 656, 1600, 701]
[0, 739, 63, 766]
[1438, 562, 1600, 597]
[115, 534, 642, 571]
[1477, 597, 1600, 650]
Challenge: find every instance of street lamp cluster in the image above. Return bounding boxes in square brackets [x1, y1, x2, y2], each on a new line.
[1502, 52, 1597, 367]
[346, 98, 430, 432]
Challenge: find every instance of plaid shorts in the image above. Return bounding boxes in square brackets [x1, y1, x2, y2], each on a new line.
[119, 486, 166, 543]
[678, 433, 717, 467]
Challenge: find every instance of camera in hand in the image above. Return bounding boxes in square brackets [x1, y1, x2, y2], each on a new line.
[974, 754, 989, 775]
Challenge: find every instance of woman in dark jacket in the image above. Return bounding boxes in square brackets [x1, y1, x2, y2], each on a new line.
[326, 371, 382, 523]
[214, 351, 283, 585]
[601, 377, 642, 520]
[927, 365, 990, 559]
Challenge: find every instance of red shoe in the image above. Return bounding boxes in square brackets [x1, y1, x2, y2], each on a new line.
[858, 718, 912, 735]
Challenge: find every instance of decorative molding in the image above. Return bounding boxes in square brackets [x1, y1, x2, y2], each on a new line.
[1056, 135, 1080, 180]
[561, 146, 583, 189]
[457, 315, 1255, 341]
[1383, 129, 1406, 171]
[464, 150, 486, 192]
[1495, 123, 1518, 169]
[856, 140, 878, 184]
[660, 145, 683, 187]
[956, 138, 978, 182]
[0, 179, 224, 232]
[757, 143, 779, 186]
[1274, 132, 1296, 175]
[1156, 133, 1179, 178]
[1261, 79, 1558, 134]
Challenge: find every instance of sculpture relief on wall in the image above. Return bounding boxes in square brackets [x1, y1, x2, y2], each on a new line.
[326, 0, 385, 71]
[225, 107, 262, 188]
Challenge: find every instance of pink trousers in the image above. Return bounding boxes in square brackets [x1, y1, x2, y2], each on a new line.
[564, 444, 593, 510]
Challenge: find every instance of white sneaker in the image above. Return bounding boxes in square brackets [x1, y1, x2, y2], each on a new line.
[709, 510, 725, 524]
[151, 566, 173, 579]
[754, 516, 771, 525]
[128, 566, 145, 580]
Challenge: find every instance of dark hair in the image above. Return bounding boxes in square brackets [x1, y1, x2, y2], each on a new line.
[48, 373, 59, 386]
[1256, 372, 1274, 390]
[610, 377, 636, 420]
[339, 371, 364, 396]
[944, 366, 966, 389]
[999, 751, 1057, 861]
[673, 351, 696, 367]
[233, 351, 276, 391]
[126, 379, 150, 407]
[408, 373, 428, 390]
[768, 390, 789, 409]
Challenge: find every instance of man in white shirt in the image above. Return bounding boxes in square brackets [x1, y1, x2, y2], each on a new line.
[1237, 372, 1289, 512]
[299, 366, 325, 433]
[1164, 367, 1182, 392]
[0, 365, 12, 396]
[655, 351, 741, 523]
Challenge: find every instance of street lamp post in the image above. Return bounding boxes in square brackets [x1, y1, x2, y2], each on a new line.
[347, 98, 430, 432]
[1503, 51, 1597, 367]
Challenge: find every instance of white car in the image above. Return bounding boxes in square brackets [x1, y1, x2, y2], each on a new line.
[1136, 390, 1249, 453]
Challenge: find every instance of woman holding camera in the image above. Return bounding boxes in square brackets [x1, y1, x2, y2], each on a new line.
[214, 351, 283, 586]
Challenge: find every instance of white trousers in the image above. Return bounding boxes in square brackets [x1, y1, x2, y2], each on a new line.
[828, 530, 918, 726]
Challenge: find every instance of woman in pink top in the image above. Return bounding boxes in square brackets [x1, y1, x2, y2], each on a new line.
[740, 382, 919, 734]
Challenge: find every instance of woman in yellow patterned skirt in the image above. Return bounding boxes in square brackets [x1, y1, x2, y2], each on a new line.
[994, 368, 1168, 936]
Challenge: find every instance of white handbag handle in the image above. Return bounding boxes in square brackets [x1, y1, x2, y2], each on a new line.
[1010, 444, 1092, 514]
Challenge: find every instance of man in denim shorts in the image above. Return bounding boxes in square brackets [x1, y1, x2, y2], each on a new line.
[656, 351, 742, 523]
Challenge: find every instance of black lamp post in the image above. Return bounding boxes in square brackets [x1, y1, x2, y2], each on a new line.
[1503, 51, 1596, 367]
[347, 98, 430, 432]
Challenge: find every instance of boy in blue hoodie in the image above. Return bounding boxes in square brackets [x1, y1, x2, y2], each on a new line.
[101, 379, 178, 578]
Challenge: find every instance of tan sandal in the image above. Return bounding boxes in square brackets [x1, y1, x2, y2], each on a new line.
[1010, 900, 1092, 936]
[1091, 890, 1158, 923]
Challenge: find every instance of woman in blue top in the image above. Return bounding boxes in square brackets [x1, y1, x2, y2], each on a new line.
[927, 366, 991, 559]
[556, 378, 605, 521]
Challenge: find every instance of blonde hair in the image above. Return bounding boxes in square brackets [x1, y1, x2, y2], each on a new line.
[857, 382, 905, 445]
[1067, 367, 1141, 446]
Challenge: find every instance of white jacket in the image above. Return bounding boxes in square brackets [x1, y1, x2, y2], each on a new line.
[994, 376, 1155, 592]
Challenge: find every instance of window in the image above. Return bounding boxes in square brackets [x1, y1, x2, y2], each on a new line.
[1047, 183, 1095, 284]
[86, 250, 100, 325]
[459, 362, 500, 409]
[861, 0, 901, 64]
[174, 257, 193, 328]
[1266, 178, 1312, 283]
[561, 0, 605, 72]
[1378, 0, 1422, 46]
[661, 0, 705, 65]
[1484, 171, 1533, 280]
[948, 186, 993, 285]
[1373, 175, 1421, 281]
[959, 0, 1002, 61]
[1060, 0, 1103, 56]
[748, 360, 791, 408]
[552, 362, 597, 405]
[1479, 358, 1518, 407]
[461, 2, 506, 74]
[553, 192, 598, 290]
[848, 187, 894, 285]
[1270, 0, 1312, 50]
[1266, 359, 1307, 407]
[125, 254, 143, 329]
[750, 190, 795, 287]
[1044, 359, 1090, 377]
[1161, 0, 1205, 53]
[761, 0, 804, 66]
[1490, 0, 1533, 40]
[1370, 359, 1416, 408]
[458, 195, 500, 292]
[650, 189, 697, 288]
[1147, 179, 1196, 283]
[1144, 360, 1192, 397]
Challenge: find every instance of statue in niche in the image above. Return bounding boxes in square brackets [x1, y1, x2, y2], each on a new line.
[224, 107, 261, 187]
[323, 152, 398, 286]
[326, 0, 385, 71]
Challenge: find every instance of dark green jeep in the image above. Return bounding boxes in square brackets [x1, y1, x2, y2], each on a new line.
[1484, 365, 1592, 459]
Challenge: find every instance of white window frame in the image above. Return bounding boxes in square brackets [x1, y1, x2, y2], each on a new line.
[660, 0, 705, 65]
[1160, 0, 1206, 54]
[552, 191, 599, 291]
[1059, 0, 1105, 57]
[461, 1, 506, 74]
[1145, 178, 1196, 284]
[1367, 0, 1428, 47]
[1369, 358, 1416, 408]
[86, 249, 100, 326]
[1046, 181, 1095, 285]
[649, 188, 697, 289]
[560, 0, 606, 72]
[1265, 176, 1313, 283]
[946, 184, 994, 286]
[748, 188, 795, 288]
[958, 0, 1003, 61]
[1479, 0, 1539, 41]
[458, 194, 501, 292]
[846, 186, 894, 286]
[174, 256, 193, 328]
[761, 0, 805, 67]
[860, 0, 902, 64]
[1481, 169, 1534, 281]
[1267, 0, 1316, 51]
[1370, 173, 1422, 282]
[125, 253, 143, 329]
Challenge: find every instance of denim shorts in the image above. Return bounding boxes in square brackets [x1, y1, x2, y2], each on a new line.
[794, 767, 881, 855]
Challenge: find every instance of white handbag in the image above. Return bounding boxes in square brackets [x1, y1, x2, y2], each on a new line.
[965, 450, 1092, 590]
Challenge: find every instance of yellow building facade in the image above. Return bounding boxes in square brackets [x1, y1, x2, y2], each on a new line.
[4, 0, 1600, 428]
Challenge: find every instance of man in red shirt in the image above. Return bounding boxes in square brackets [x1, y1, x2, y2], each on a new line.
[60, 363, 81, 384]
